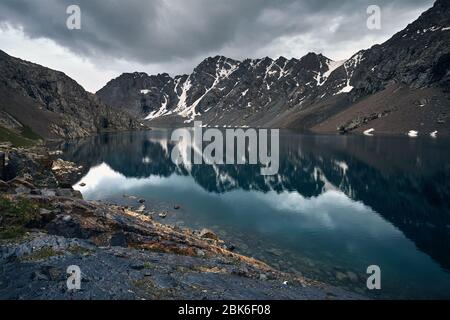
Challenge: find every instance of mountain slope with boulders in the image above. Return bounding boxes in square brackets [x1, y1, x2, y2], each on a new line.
[0, 50, 144, 140]
[97, 0, 450, 136]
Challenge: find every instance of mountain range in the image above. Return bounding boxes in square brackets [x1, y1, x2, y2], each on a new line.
[97, 0, 450, 136]
[0, 0, 449, 141]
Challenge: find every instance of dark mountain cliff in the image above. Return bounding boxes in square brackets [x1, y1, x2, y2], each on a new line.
[0, 50, 143, 140]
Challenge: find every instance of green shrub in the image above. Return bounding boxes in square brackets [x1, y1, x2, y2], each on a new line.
[0, 126, 36, 147]
[0, 196, 40, 239]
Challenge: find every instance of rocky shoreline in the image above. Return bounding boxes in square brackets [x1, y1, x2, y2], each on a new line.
[0, 143, 363, 300]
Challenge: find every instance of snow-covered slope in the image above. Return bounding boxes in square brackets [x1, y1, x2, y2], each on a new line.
[97, 53, 353, 126]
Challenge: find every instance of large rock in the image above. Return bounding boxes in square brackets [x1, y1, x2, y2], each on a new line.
[51, 159, 82, 187]
[7, 177, 35, 188]
[199, 229, 218, 241]
[3, 149, 58, 188]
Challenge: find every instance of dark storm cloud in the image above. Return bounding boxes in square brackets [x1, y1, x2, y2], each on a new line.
[0, 0, 435, 64]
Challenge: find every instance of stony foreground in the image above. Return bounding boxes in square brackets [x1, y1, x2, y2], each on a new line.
[0, 144, 362, 300]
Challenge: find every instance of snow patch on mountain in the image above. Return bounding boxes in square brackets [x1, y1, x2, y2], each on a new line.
[174, 77, 192, 115]
[145, 94, 169, 120]
[183, 58, 239, 122]
[317, 59, 346, 86]
[336, 51, 364, 95]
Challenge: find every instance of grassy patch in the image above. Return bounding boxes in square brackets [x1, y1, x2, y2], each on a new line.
[20, 125, 42, 141]
[0, 225, 26, 240]
[0, 126, 37, 147]
[193, 265, 225, 274]
[131, 243, 197, 256]
[20, 247, 62, 262]
[0, 195, 40, 240]
[67, 245, 93, 256]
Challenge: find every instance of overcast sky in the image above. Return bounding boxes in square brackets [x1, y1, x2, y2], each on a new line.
[0, 0, 435, 92]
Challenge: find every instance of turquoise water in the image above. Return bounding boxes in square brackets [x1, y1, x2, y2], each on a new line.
[59, 129, 450, 299]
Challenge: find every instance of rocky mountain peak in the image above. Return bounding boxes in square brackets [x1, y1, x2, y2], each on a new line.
[275, 56, 288, 65]
[0, 50, 142, 139]
[95, 1, 449, 133]
[193, 55, 240, 76]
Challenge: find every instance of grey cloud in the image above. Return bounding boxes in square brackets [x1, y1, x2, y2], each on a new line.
[0, 0, 435, 67]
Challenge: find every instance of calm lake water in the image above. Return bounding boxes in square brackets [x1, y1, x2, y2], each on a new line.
[57, 129, 450, 299]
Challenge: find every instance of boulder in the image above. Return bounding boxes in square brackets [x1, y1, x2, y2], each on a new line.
[158, 212, 167, 219]
[8, 177, 36, 190]
[39, 208, 57, 223]
[41, 189, 57, 197]
[225, 244, 236, 252]
[15, 186, 31, 195]
[55, 188, 82, 199]
[3, 150, 58, 187]
[346, 271, 359, 282]
[51, 159, 82, 186]
[335, 272, 347, 281]
[199, 229, 218, 241]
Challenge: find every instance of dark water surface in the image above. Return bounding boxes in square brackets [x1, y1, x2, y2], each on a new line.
[58, 129, 450, 299]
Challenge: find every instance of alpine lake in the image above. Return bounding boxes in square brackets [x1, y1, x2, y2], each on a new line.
[55, 128, 450, 299]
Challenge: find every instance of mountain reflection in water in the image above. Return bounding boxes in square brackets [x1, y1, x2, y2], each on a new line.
[56, 129, 450, 299]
